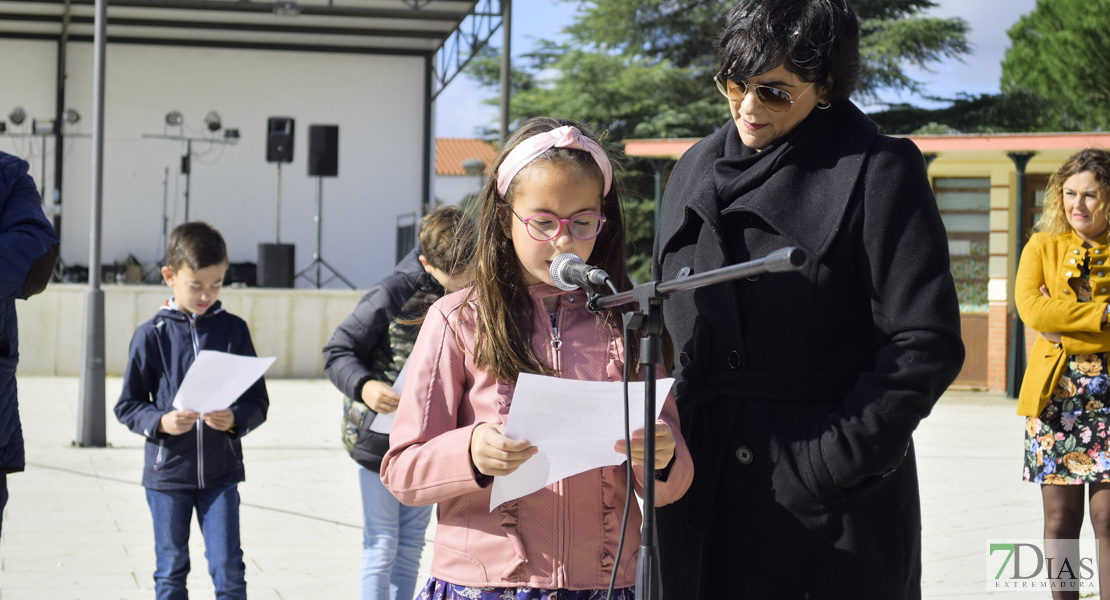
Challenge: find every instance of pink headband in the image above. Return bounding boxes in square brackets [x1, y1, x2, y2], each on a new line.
[496, 125, 613, 198]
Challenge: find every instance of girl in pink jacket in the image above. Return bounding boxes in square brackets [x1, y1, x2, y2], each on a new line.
[381, 117, 693, 599]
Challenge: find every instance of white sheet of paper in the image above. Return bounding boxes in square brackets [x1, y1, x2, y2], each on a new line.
[368, 363, 407, 434]
[171, 350, 275, 414]
[489, 373, 674, 511]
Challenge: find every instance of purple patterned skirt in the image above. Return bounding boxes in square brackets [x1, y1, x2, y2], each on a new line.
[415, 577, 635, 600]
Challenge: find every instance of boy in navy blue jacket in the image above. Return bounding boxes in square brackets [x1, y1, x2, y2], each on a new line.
[115, 222, 268, 600]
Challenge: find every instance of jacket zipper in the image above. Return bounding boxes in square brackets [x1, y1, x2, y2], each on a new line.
[189, 314, 205, 489]
[549, 302, 562, 368]
[557, 477, 567, 587]
[550, 299, 566, 586]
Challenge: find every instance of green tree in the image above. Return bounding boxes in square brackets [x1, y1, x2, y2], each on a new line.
[470, 0, 970, 135]
[1000, 0, 1110, 130]
[869, 89, 1068, 134]
[465, 0, 970, 281]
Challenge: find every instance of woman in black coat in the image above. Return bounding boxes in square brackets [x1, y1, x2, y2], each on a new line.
[653, 1, 965, 598]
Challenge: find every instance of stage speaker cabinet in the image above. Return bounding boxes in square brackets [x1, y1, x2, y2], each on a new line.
[307, 124, 339, 177]
[257, 243, 295, 288]
[266, 117, 295, 163]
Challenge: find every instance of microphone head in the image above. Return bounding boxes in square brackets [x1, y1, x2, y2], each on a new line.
[549, 253, 584, 291]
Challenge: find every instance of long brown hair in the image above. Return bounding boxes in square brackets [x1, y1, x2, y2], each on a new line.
[467, 117, 639, 383]
[1035, 148, 1110, 236]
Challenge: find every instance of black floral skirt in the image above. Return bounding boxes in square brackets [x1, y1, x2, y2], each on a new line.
[1025, 353, 1110, 484]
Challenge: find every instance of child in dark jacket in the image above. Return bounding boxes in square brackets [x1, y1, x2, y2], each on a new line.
[322, 205, 475, 600]
[114, 222, 268, 600]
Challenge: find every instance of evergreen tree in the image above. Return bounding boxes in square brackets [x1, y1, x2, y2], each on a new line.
[1000, 0, 1110, 130]
[869, 89, 1067, 135]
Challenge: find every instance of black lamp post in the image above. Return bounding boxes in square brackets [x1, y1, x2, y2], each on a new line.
[1006, 151, 1036, 399]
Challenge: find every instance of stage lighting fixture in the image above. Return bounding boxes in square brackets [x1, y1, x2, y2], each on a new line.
[165, 110, 184, 126]
[224, 128, 240, 140]
[8, 107, 25, 126]
[273, 1, 300, 16]
[0, 122, 6, 134]
[63, 108, 81, 124]
[204, 111, 222, 132]
[32, 119, 55, 135]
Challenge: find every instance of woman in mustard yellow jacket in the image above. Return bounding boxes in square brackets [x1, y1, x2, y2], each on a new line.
[1015, 148, 1110, 594]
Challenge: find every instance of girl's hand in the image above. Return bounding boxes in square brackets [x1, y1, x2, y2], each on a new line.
[615, 420, 676, 470]
[470, 423, 537, 477]
[159, 409, 199, 435]
[202, 409, 237, 431]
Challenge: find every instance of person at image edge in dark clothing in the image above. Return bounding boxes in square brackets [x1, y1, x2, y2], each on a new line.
[652, 1, 965, 598]
[0, 151, 59, 540]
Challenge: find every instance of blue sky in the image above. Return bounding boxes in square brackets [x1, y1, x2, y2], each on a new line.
[434, 0, 1040, 138]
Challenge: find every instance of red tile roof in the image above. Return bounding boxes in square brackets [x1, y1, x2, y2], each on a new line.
[436, 138, 498, 176]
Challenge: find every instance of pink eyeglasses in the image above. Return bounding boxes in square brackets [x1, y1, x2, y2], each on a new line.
[510, 208, 607, 242]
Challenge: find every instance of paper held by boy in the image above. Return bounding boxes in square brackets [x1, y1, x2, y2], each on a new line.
[489, 374, 674, 511]
[172, 350, 276, 414]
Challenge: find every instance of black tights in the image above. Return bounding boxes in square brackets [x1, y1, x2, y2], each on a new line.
[1041, 483, 1110, 599]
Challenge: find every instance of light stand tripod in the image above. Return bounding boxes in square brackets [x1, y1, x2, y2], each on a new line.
[587, 246, 807, 600]
[294, 175, 354, 289]
[274, 162, 283, 243]
[160, 165, 170, 259]
[142, 133, 238, 222]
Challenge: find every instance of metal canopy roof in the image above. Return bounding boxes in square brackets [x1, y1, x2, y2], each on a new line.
[0, 0, 490, 56]
[0, 0, 503, 98]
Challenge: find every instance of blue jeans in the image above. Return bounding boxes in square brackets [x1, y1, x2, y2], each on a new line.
[145, 482, 246, 600]
[359, 464, 432, 600]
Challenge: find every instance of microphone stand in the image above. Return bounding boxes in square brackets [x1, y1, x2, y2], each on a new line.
[586, 246, 807, 600]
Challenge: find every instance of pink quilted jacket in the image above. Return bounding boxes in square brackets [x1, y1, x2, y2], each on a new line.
[381, 283, 693, 590]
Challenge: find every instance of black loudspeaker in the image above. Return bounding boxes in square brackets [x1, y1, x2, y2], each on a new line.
[307, 124, 339, 177]
[257, 243, 295, 288]
[266, 117, 295, 163]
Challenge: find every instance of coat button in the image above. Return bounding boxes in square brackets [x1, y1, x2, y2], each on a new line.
[1067, 271, 1074, 277]
[1075, 249, 1082, 254]
[735, 446, 753, 465]
[1099, 261, 1105, 266]
[1102, 288, 1107, 293]
[677, 266, 692, 278]
[1064, 289, 1071, 294]
[746, 274, 761, 282]
[1071, 258, 1077, 264]
[1100, 273, 1106, 278]
[728, 350, 742, 369]
[1098, 249, 1103, 254]
[568, 295, 576, 303]
[679, 352, 691, 367]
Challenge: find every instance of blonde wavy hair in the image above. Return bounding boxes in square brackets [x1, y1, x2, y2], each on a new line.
[1034, 148, 1110, 236]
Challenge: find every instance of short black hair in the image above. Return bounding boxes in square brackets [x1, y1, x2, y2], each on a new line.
[717, 0, 861, 102]
[165, 221, 228, 271]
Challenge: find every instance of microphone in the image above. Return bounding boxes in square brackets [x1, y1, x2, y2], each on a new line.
[549, 253, 610, 291]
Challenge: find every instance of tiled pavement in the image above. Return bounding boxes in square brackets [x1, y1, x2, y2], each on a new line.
[0, 378, 1052, 598]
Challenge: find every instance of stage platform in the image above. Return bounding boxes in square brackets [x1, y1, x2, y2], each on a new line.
[16, 283, 364, 378]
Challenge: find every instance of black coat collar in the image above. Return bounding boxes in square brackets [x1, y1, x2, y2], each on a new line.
[659, 101, 878, 262]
